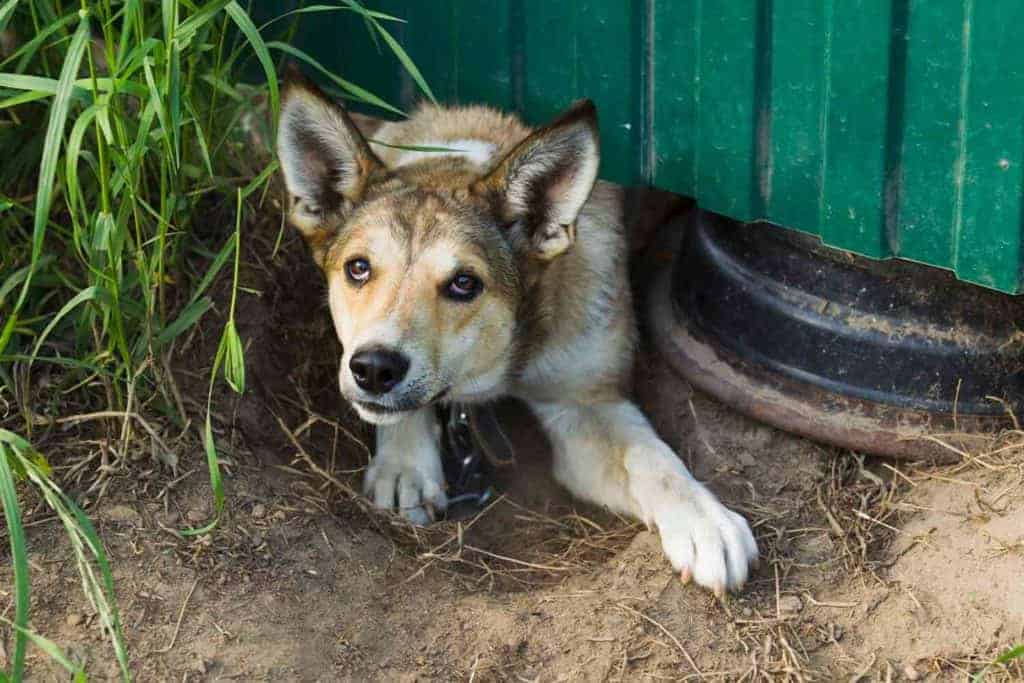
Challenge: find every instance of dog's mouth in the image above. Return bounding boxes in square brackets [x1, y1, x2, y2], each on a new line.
[355, 387, 450, 416]
[354, 400, 408, 416]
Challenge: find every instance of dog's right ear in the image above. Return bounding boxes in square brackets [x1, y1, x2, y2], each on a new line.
[277, 65, 383, 265]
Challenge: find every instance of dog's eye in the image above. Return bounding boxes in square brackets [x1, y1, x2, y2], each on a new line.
[444, 272, 482, 301]
[345, 258, 371, 284]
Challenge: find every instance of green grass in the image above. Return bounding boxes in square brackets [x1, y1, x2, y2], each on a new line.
[973, 645, 1024, 681]
[0, 1, 415, 678]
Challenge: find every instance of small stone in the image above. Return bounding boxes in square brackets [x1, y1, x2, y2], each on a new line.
[160, 510, 180, 525]
[778, 595, 803, 615]
[185, 508, 207, 524]
[103, 505, 140, 524]
[65, 613, 84, 627]
[741, 607, 753, 618]
[903, 663, 920, 681]
[251, 503, 267, 519]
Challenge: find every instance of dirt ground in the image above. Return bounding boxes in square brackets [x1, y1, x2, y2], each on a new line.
[5, 207, 1024, 682]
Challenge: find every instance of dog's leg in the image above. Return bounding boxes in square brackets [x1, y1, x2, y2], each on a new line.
[529, 399, 758, 595]
[363, 408, 447, 525]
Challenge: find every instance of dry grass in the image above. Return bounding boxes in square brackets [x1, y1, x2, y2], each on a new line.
[679, 422, 1023, 681]
[277, 403, 640, 591]
[17, 201, 1021, 679]
[12, 270, 1023, 681]
[261, 363, 1024, 681]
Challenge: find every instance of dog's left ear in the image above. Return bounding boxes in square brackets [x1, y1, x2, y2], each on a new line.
[277, 65, 384, 265]
[478, 100, 600, 260]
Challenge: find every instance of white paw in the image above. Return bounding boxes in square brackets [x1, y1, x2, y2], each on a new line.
[363, 449, 448, 525]
[626, 452, 758, 595]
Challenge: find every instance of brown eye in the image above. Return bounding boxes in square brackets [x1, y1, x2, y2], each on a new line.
[345, 258, 371, 284]
[444, 272, 482, 301]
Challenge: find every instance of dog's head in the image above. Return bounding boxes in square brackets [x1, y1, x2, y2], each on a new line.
[276, 69, 599, 425]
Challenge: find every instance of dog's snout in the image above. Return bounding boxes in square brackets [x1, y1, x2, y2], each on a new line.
[349, 347, 410, 395]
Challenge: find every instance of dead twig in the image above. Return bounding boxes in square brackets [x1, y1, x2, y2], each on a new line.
[616, 603, 704, 679]
[152, 576, 200, 655]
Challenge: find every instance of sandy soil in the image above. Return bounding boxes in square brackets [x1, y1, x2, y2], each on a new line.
[5, 208, 1023, 682]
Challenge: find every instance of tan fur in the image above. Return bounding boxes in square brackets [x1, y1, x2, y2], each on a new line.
[323, 189, 519, 416]
[370, 103, 531, 168]
[275, 71, 758, 594]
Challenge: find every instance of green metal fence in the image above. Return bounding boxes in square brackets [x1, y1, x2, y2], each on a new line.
[262, 1, 1024, 294]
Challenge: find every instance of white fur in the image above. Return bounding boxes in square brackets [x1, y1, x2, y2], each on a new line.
[364, 408, 447, 524]
[529, 400, 758, 592]
[514, 326, 624, 401]
[288, 100, 759, 594]
[377, 138, 498, 169]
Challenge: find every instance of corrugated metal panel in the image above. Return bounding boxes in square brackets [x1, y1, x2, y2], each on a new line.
[260, 0, 1024, 294]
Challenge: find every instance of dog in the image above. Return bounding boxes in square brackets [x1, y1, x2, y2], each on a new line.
[275, 68, 758, 595]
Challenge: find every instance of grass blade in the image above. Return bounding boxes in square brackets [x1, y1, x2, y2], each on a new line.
[64, 103, 102, 224]
[142, 57, 175, 169]
[342, 0, 435, 104]
[184, 98, 215, 176]
[225, 1, 278, 124]
[266, 41, 403, 116]
[374, 24, 434, 104]
[0, 13, 90, 358]
[0, 73, 64, 93]
[993, 645, 1024, 665]
[61, 497, 130, 679]
[972, 645, 1024, 682]
[0, 434, 30, 678]
[156, 296, 213, 345]
[0, 619, 87, 680]
[0, 256, 55, 309]
[240, 158, 279, 199]
[0, 0, 18, 33]
[0, 74, 146, 99]
[29, 285, 102, 363]
[258, 4, 406, 32]
[2, 13, 78, 72]
[203, 411, 224, 509]
[174, 0, 232, 47]
[0, 90, 53, 109]
[367, 139, 464, 153]
[186, 232, 236, 308]
[182, 402, 225, 537]
[13, 454, 131, 681]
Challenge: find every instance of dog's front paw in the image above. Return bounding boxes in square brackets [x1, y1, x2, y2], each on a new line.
[627, 454, 757, 596]
[363, 448, 448, 525]
[654, 486, 758, 596]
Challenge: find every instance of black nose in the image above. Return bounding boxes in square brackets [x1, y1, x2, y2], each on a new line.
[349, 347, 410, 395]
